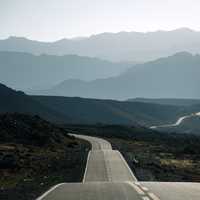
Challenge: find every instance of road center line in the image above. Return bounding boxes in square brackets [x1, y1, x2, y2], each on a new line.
[128, 182, 145, 195]
[141, 186, 149, 191]
[148, 192, 161, 200]
[142, 197, 151, 200]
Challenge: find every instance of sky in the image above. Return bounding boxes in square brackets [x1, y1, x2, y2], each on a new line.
[0, 0, 200, 41]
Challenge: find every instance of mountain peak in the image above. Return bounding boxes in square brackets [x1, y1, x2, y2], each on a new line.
[172, 51, 193, 57]
[7, 36, 28, 41]
[173, 28, 196, 33]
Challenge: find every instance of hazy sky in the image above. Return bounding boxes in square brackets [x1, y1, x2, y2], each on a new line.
[0, 0, 200, 41]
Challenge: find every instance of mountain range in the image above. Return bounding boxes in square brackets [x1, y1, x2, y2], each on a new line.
[1, 28, 200, 62]
[29, 52, 200, 100]
[0, 52, 130, 90]
[127, 98, 200, 106]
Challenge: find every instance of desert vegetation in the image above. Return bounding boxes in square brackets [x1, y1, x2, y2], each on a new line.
[0, 114, 90, 200]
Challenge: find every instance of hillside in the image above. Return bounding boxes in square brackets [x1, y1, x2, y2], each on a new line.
[127, 98, 200, 106]
[31, 52, 200, 99]
[152, 108, 200, 134]
[1, 82, 199, 128]
[171, 114, 200, 134]
[0, 52, 130, 90]
[0, 82, 187, 126]
[0, 113, 89, 200]
[32, 95, 187, 126]
[0, 113, 73, 146]
[1, 28, 200, 62]
[0, 83, 71, 123]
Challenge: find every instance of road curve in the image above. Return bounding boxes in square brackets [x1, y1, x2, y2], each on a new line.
[150, 112, 200, 129]
[73, 134, 112, 150]
[37, 182, 145, 200]
[37, 134, 200, 200]
[74, 134, 137, 182]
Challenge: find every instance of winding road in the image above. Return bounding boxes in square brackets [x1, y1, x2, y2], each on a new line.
[36, 134, 200, 200]
[150, 112, 200, 129]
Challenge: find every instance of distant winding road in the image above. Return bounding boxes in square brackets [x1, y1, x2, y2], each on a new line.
[150, 112, 200, 129]
[36, 134, 200, 200]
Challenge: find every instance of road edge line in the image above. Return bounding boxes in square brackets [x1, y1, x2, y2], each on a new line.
[82, 150, 91, 183]
[36, 183, 66, 200]
[117, 151, 138, 181]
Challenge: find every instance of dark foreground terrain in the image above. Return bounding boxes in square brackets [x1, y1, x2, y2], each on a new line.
[0, 114, 90, 200]
[1, 115, 200, 200]
[65, 124, 200, 182]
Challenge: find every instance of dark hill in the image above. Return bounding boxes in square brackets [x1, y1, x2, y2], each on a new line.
[0, 113, 72, 146]
[0, 83, 71, 123]
[32, 95, 186, 126]
[1, 82, 198, 127]
[127, 98, 200, 106]
[0, 113, 89, 200]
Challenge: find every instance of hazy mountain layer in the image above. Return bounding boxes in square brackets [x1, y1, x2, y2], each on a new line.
[0, 52, 130, 90]
[30, 52, 200, 100]
[1, 28, 200, 62]
[127, 98, 200, 106]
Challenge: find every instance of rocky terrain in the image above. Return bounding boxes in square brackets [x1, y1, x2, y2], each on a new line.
[0, 113, 90, 200]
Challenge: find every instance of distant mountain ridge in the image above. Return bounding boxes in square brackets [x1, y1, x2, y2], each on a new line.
[1, 28, 200, 61]
[29, 52, 200, 100]
[127, 98, 200, 106]
[0, 51, 130, 90]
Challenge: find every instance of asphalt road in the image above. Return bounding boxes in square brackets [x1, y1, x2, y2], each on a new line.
[141, 182, 200, 200]
[72, 134, 112, 150]
[37, 182, 145, 200]
[37, 134, 200, 200]
[76, 134, 137, 183]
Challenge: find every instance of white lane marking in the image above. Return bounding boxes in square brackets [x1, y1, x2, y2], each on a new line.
[148, 192, 161, 200]
[141, 186, 149, 192]
[128, 182, 145, 195]
[135, 182, 141, 186]
[143, 197, 150, 200]
[103, 150, 114, 182]
[36, 183, 66, 200]
[117, 151, 138, 181]
[82, 150, 91, 183]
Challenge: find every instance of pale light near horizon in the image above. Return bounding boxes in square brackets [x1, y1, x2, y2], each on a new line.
[0, 0, 200, 41]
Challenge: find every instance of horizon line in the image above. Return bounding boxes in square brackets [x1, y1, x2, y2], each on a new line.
[0, 27, 199, 43]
